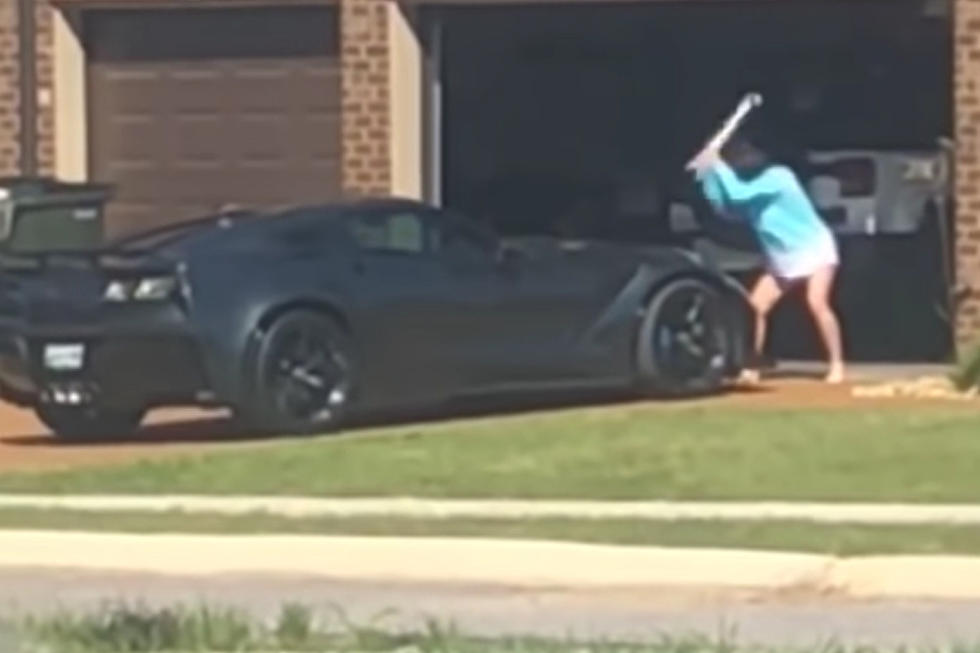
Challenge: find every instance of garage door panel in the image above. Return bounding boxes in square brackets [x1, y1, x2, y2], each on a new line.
[87, 6, 341, 237]
[99, 121, 166, 167]
[172, 117, 226, 166]
[87, 7, 338, 62]
[235, 117, 294, 164]
[220, 168, 340, 204]
[305, 117, 343, 160]
[299, 68, 343, 111]
[88, 67, 169, 114]
[103, 164, 340, 202]
[222, 66, 295, 111]
[167, 69, 229, 114]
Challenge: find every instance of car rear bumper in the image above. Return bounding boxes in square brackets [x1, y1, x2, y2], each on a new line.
[0, 320, 212, 410]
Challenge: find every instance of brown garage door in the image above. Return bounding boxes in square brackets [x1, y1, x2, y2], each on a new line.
[85, 6, 341, 237]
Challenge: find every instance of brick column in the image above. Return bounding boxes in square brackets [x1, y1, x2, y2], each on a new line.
[340, 0, 393, 196]
[955, 0, 980, 349]
[0, 0, 19, 175]
[0, 0, 55, 177]
[36, 0, 55, 175]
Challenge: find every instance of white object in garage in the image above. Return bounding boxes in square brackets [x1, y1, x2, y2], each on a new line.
[808, 176, 841, 210]
[807, 174, 877, 235]
[805, 150, 943, 235]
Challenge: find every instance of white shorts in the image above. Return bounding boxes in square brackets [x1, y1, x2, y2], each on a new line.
[768, 231, 839, 281]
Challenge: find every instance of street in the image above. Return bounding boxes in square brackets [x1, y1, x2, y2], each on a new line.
[1, 569, 980, 648]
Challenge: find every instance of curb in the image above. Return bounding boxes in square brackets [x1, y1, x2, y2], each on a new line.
[4, 495, 980, 524]
[1, 529, 980, 600]
[0, 530, 838, 592]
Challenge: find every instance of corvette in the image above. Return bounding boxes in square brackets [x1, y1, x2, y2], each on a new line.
[0, 199, 750, 439]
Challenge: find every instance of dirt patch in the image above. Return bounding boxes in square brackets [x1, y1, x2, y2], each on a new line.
[0, 404, 247, 473]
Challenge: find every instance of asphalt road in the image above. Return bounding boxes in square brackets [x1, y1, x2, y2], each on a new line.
[1, 569, 980, 648]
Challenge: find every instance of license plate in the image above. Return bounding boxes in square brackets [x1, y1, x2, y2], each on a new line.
[43, 343, 85, 371]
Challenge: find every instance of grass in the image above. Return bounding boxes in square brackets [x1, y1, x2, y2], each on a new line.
[10, 602, 980, 653]
[2, 403, 980, 501]
[16, 602, 324, 652]
[3, 507, 980, 556]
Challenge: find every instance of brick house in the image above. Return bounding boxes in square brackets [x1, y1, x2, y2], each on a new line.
[0, 0, 975, 354]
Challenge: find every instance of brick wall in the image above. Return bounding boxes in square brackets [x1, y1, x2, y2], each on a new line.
[955, 0, 980, 348]
[0, 0, 55, 177]
[340, 0, 392, 196]
[36, 0, 54, 175]
[0, 0, 19, 176]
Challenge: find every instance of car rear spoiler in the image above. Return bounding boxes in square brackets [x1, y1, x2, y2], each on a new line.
[0, 207, 262, 273]
[0, 249, 174, 275]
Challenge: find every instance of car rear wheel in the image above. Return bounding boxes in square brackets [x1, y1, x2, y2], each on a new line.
[36, 404, 144, 441]
[245, 310, 355, 434]
[636, 277, 729, 397]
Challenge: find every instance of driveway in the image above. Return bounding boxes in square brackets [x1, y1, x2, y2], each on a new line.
[0, 362, 953, 473]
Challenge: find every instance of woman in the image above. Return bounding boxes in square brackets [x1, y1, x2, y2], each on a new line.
[688, 134, 845, 384]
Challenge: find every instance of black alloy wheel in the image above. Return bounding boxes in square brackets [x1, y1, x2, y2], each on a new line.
[636, 277, 729, 396]
[247, 310, 355, 433]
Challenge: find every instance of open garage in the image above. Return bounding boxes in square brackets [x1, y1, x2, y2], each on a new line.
[422, 0, 953, 362]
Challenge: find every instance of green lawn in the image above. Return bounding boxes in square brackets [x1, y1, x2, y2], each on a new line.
[3, 507, 980, 556]
[0, 403, 978, 501]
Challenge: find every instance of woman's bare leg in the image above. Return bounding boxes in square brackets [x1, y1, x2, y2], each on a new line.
[805, 265, 845, 383]
[741, 272, 784, 383]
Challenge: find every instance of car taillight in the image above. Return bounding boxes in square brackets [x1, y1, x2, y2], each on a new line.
[828, 158, 875, 197]
[104, 276, 177, 302]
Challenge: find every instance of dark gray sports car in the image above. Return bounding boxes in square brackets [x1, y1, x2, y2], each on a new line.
[0, 199, 749, 439]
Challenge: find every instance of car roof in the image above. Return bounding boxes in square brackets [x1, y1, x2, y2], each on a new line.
[109, 197, 438, 252]
[271, 196, 433, 218]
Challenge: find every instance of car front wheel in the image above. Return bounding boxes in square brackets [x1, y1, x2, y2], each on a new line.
[636, 277, 729, 397]
[245, 310, 356, 434]
[36, 404, 145, 441]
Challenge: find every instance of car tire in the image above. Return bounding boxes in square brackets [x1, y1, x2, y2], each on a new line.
[245, 310, 356, 434]
[36, 404, 144, 441]
[636, 277, 729, 397]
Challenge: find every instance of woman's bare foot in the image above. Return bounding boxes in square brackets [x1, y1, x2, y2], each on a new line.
[824, 364, 846, 385]
[736, 368, 762, 387]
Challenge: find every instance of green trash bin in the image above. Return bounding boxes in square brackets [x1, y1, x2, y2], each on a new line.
[0, 177, 113, 253]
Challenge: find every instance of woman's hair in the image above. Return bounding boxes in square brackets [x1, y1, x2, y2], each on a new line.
[721, 134, 771, 177]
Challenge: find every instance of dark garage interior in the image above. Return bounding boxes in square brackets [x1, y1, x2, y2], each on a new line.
[429, 0, 953, 363]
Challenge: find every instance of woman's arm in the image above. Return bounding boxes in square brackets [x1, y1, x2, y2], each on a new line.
[698, 168, 730, 215]
[710, 160, 791, 205]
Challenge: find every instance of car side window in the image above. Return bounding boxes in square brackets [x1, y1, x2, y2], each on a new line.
[239, 207, 338, 255]
[433, 212, 496, 261]
[345, 211, 428, 256]
[275, 224, 329, 249]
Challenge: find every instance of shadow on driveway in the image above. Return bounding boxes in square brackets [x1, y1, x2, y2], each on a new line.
[1, 383, 772, 449]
